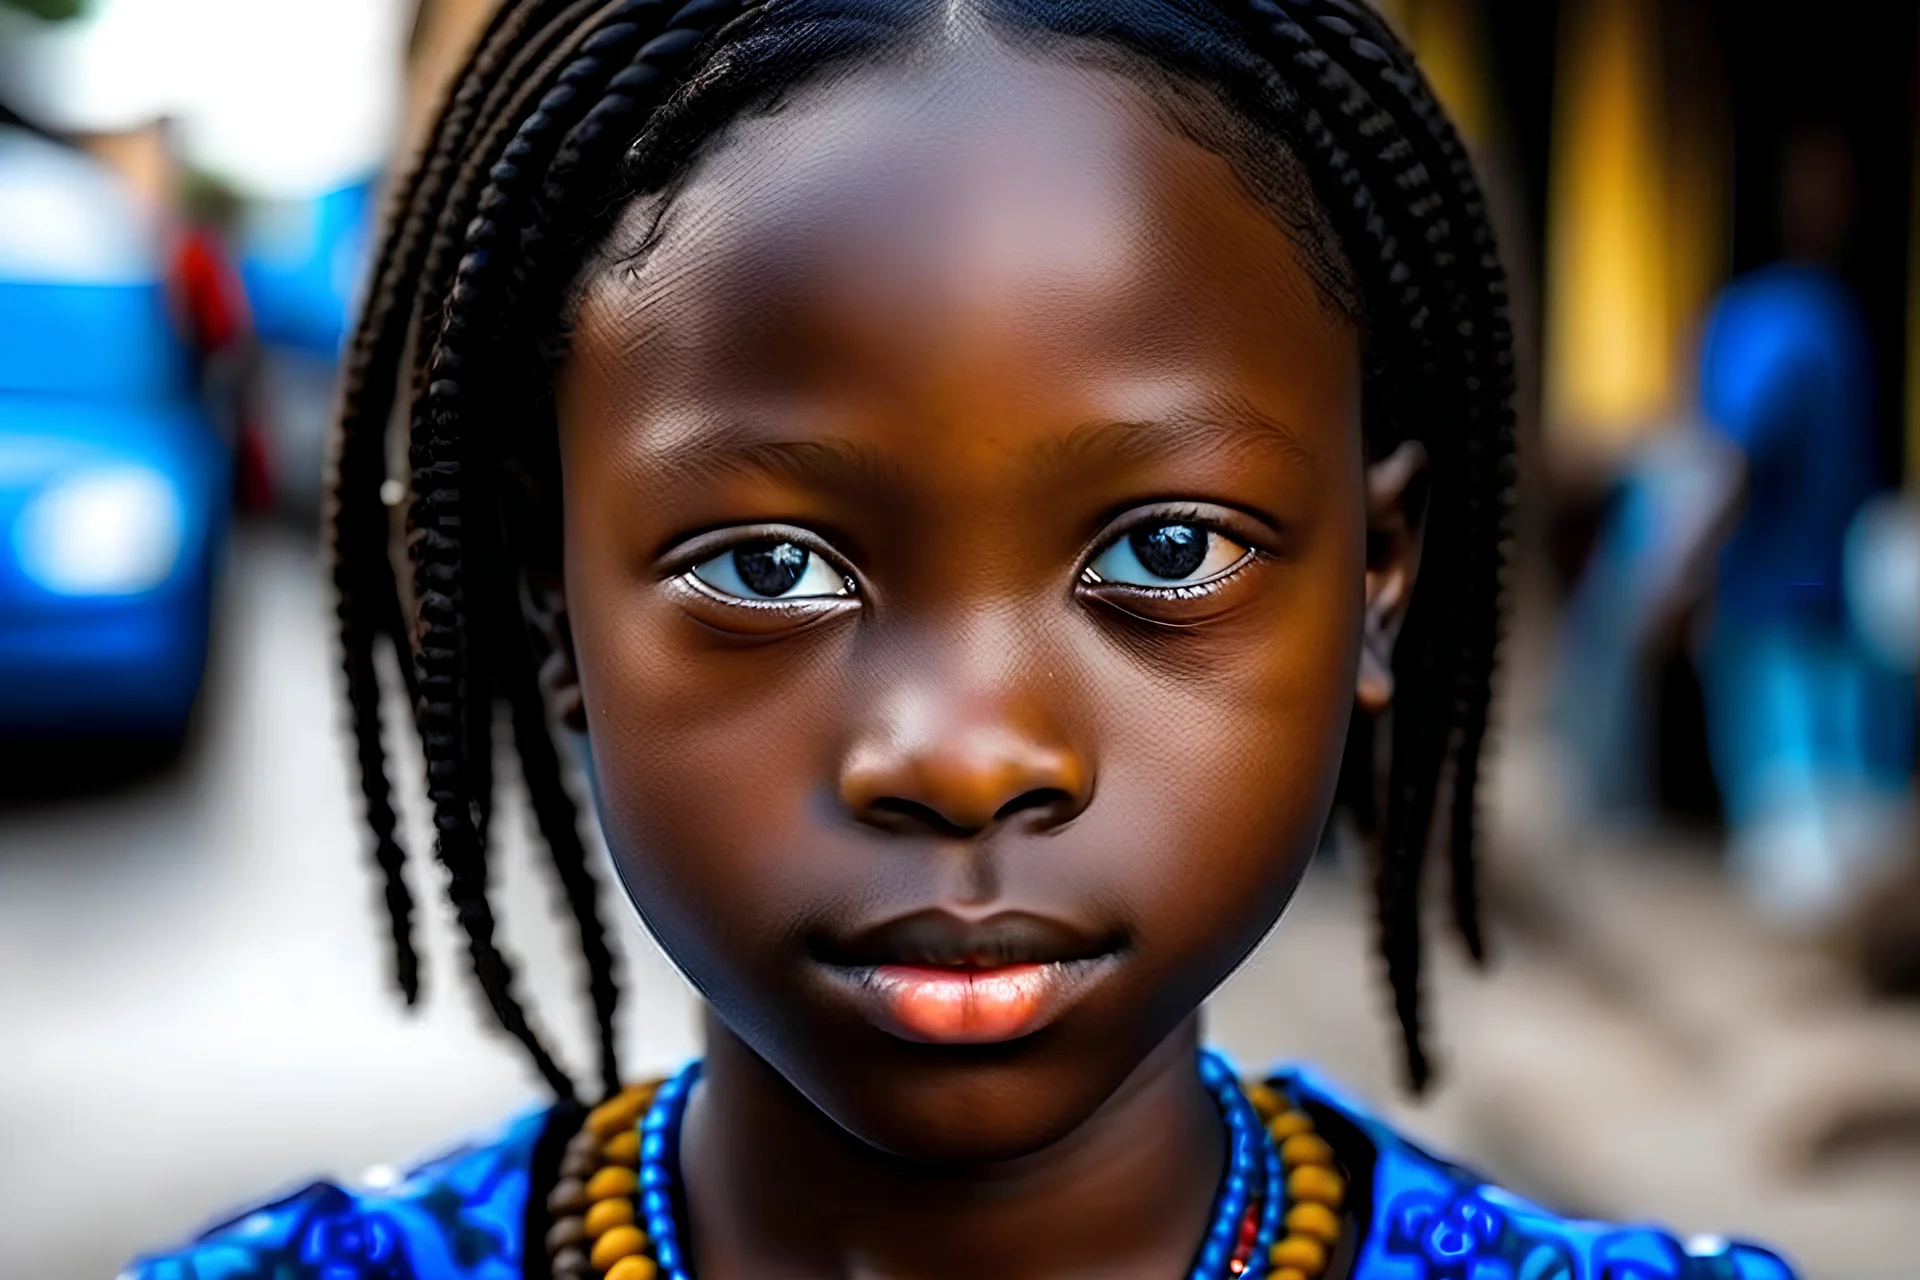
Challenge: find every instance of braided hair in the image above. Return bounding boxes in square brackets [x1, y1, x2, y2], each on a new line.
[331, 0, 1514, 1100]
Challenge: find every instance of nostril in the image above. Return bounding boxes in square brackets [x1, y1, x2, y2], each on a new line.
[864, 796, 981, 838]
[993, 787, 1075, 825]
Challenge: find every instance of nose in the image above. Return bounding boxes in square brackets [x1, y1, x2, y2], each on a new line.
[838, 694, 1091, 838]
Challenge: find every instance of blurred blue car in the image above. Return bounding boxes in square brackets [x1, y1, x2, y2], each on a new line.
[0, 126, 227, 744]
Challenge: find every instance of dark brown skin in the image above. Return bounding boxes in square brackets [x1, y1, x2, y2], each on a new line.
[554, 39, 1423, 1280]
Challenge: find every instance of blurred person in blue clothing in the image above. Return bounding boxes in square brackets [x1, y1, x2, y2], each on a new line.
[1557, 127, 1913, 923]
[1694, 263, 1911, 918]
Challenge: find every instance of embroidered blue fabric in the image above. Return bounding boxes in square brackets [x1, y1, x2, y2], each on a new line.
[125, 1063, 1800, 1280]
[1278, 1066, 1798, 1280]
[124, 1107, 547, 1280]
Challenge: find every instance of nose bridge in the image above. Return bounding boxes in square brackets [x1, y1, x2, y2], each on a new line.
[838, 612, 1090, 834]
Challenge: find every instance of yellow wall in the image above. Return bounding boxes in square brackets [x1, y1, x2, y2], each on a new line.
[1544, 0, 1670, 465]
[1542, 0, 1728, 472]
[1372, 0, 1487, 149]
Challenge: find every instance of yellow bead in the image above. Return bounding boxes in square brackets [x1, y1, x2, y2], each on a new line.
[584, 1197, 635, 1238]
[590, 1225, 647, 1271]
[1245, 1085, 1285, 1121]
[1287, 1164, 1345, 1209]
[602, 1129, 641, 1167]
[1270, 1270, 1309, 1280]
[1284, 1201, 1342, 1245]
[1267, 1110, 1314, 1141]
[586, 1087, 655, 1140]
[586, 1166, 640, 1200]
[1280, 1133, 1334, 1170]
[1269, 1235, 1329, 1276]
[604, 1258, 659, 1280]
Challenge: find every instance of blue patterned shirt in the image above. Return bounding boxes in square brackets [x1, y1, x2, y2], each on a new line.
[125, 1063, 1799, 1280]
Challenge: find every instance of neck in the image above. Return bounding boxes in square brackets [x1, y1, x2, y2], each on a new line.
[678, 1013, 1224, 1280]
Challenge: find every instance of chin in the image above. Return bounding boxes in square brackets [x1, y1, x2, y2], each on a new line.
[783, 1029, 1146, 1164]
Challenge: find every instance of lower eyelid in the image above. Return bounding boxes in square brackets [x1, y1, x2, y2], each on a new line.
[680, 538, 856, 600]
[687, 573, 853, 605]
[1083, 547, 1260, 596]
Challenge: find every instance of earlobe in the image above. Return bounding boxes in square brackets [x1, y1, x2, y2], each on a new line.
[1356, 646, 1395, 714]
[527, 576, 588, 733]
[1356, 439, 1429, 715]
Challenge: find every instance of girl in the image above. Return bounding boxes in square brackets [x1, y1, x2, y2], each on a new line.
[131, 0, 1797, 1277]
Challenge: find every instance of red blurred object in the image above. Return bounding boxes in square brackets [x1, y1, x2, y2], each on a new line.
[168, 223, 273, 512]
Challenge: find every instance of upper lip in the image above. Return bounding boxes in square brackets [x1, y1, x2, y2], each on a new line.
[814, 909, 1120, 970]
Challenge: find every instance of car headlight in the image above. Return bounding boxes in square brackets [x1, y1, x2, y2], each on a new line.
[15, 465, 186, 596]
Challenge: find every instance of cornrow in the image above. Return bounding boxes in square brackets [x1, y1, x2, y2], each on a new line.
[332, 0, 1513, 1099]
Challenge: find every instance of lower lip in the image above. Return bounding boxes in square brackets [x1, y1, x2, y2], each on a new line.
[847, 960, 1107, 1044]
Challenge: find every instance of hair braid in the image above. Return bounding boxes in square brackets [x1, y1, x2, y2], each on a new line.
[1226, 0, 1514, 1089]
[404, 0, 751, 1098]
[479, 0, 775, 1102]
[329, 0, 600, 1007]
[1299, 0, 1514, 966]
[405, 0, 668, 1101]
[504, 622, 624, 1099]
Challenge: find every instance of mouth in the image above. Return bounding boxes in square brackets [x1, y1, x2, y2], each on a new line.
[811, 910, 1124, 1045]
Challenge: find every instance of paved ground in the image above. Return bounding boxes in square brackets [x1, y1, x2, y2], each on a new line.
[3, 526, 1918, 1278]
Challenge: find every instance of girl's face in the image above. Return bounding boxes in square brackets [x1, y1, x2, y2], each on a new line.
[559, 46, 1391, 1161]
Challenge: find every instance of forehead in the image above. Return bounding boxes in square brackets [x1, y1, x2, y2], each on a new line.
[566, 42, 1355, 450]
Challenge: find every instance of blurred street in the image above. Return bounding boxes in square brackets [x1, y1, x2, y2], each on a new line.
[3, 526, 1918, 1278]
[5, 1, 1920, 1276]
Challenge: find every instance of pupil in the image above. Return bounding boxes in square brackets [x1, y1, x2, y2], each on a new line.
[1131, 523, 1207, 579]
[734, 541, 809, 596]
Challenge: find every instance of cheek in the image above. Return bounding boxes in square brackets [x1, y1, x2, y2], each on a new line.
[581, 602, 845, 908]
[1078, 516, 1367, 959]
[562, 502, 851, 963]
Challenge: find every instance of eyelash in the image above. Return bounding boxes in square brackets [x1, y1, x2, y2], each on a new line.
[667, 508, 1265, 612]
[1077, 510, 1260, 595]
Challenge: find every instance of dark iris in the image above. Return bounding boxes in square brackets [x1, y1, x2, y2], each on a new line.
[1129, 523, 1207, 579]
[734, 541, 810, 596]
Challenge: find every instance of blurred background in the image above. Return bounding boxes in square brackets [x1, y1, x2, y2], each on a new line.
[1, 0, 1918, 1275]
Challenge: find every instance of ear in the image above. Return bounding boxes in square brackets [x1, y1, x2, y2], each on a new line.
[1356, 440, 1429, 714]
[525, 570, 588, 734]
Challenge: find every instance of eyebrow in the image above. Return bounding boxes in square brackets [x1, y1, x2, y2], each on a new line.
[632, 392, 1316, 492]
[1039, 393, 1319, 478]
[638, 421, 911, 493]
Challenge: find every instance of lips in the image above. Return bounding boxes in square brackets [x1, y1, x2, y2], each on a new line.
[812, 910, 1122, 1045]
[818, 909, 1115, 970]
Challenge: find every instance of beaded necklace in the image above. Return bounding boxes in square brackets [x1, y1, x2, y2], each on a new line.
[546, 1051, 1347, 1280]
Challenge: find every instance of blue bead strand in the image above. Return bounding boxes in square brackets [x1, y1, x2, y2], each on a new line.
[634, 1050, 1282, 1280]
[1190, 1049, 1276, 1280]
[636, 1059, 702, 1280]
[1213, 1074, 1290, 1280]
[1253, 1110, 1287, 1277]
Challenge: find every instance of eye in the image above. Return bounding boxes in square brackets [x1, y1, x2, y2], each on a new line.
[689, 539, 852, 600]
[1085, 521, 1250, 588]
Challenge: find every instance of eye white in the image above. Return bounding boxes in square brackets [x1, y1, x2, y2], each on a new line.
[689, 541, 851, 600]
[1086, 524, 1247, 587]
